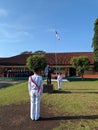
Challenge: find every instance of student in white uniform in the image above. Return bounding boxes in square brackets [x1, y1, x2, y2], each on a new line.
[28, 68, 43, 121]
[57, 72, 63, 90]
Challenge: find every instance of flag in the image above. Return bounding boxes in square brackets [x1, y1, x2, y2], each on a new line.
[55, 31, 60, 41]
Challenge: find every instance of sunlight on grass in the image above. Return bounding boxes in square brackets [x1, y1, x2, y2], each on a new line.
[42, 81, 98, 115]
[0, 82, 29, 106]
[53, 120, 98, 130]
[42, 81, 98, 130]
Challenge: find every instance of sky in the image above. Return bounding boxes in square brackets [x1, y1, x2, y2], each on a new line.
[0, 0, 98, 57]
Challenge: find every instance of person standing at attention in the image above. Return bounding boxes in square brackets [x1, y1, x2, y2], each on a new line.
[28, 67, 43, 121]
[57, 72, 63, 90]
[44, 63, 53, 85]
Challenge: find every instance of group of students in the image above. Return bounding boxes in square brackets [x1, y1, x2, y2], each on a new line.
[28, 65, 63, 121]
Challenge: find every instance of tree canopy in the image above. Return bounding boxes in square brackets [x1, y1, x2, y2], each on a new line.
[71, 56, 90, 78]
[26, 54, 47, 72]
[34, 50, 46, 54]
[92, 18, 98, 71]
[20, 51, 32, 54]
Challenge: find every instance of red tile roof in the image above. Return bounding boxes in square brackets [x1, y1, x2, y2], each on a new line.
[45, 52, 94, 65]
[0, 52, 94, 66]
[0, 54, 32, 66]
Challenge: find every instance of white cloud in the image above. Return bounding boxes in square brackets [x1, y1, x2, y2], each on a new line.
[0, 22, 33, 43]
[0, 29, 30, 42]
[0, 9, 8, 17]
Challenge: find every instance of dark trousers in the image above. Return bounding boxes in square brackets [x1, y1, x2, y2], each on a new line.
[47, 75, 51, 85]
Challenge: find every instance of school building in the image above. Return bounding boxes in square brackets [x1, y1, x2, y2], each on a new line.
[0, 52, 97, 78]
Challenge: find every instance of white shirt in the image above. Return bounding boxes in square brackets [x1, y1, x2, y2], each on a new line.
[57, 74, 62, 82]
[28, 74, 43, 95]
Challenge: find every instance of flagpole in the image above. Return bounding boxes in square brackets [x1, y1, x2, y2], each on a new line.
[55, 30, 60, 77]
[55, 52, 57, 76]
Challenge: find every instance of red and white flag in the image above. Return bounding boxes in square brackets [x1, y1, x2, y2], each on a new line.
[55, 31, 60, 41]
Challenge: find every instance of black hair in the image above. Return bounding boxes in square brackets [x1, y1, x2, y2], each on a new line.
[33, 67, 39, 72]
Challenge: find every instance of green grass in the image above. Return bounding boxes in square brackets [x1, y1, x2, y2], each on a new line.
[0, 80, 98, 129]
[0, 82, 29, 105]
[42, 81, 98, 115]
[42, 81, 98, 130]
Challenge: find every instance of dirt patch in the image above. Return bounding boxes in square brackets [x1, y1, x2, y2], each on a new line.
[0, 103, 60, 130]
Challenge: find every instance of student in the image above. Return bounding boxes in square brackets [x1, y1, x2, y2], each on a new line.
[57, 72, 63, 90]
[28, 67, 43, 121]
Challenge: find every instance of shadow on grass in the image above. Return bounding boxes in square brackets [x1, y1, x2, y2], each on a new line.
[0, 81, 23, 89]
[66, 88, 98, 90]
[53, 90, 72, 94]
[0, 83, 13, 89]
[53, 90, 98, 94]
[41, 115, 98, 121]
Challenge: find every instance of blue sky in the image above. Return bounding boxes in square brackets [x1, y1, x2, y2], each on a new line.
[0, 0, 97, 57]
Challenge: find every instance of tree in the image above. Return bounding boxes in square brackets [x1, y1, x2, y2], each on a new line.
[26, 54, 47, 73]
[20, 51, 32, 54]
[34, 50, 46, 54]
[92, 18, 98, 71]
[71, 56, 90, 78]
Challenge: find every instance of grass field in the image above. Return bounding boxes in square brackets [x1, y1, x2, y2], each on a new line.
[43, 81, 98, 130]
[0, 80, 98, 129]
[0, 82, 29, 105]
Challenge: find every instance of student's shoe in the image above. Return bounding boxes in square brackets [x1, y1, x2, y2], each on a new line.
[35, 117, 42, 121]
